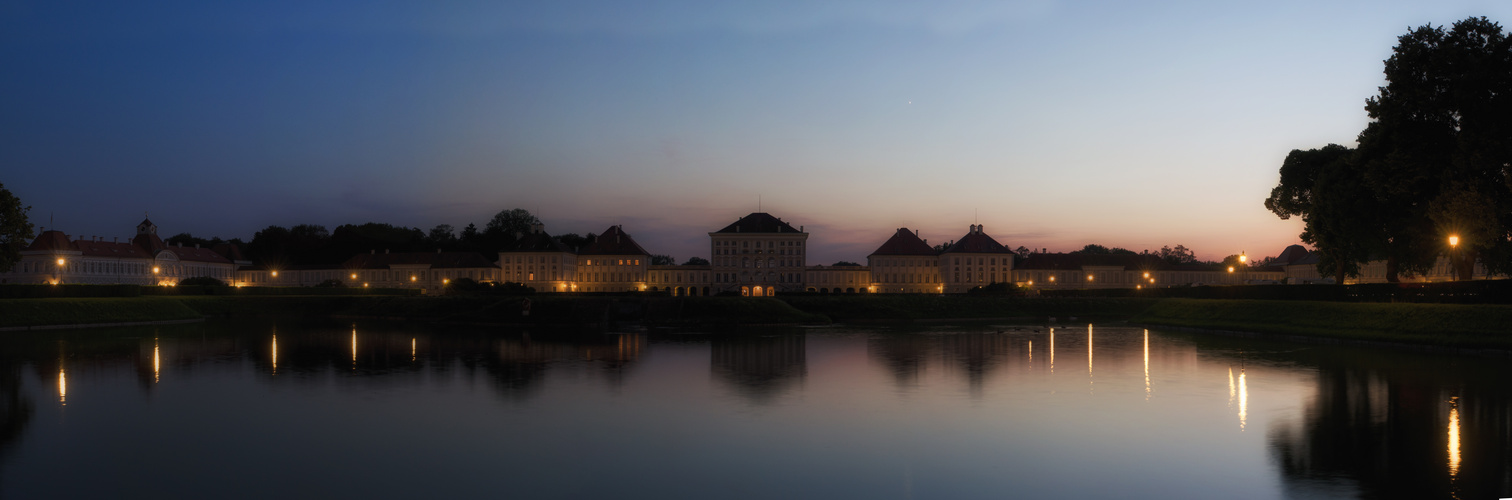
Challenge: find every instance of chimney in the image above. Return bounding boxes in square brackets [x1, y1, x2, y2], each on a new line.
[915, 229, 919, 236]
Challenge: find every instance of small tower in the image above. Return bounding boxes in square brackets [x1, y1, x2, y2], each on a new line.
[137, 217, 158, 236]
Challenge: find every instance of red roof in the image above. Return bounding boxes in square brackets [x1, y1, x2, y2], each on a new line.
[941, 225, 1010, 254]
[869, 228, 937, 256]
[713, 213, 801, 234]
[24, 231, 73, 252]
[75, 239, 152, 259]
[579, 225, 649, 256]
[132, 232, 168, 255]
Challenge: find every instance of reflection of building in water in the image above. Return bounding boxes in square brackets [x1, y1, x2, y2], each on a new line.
[710, 335, 807, 403]
[937, 333, 1014, 396]
[866, 335, 934, 388]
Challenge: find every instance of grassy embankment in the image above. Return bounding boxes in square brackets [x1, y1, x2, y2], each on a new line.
[1133, 298, 1512, 350]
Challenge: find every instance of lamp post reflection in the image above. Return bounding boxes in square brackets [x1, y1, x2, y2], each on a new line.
[153, 338, 160, 384]
[1448, 397, 1461, 477]
[1143, 329, 1150, 399]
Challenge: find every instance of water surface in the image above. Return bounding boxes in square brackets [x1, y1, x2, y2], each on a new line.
[0, 320, 1506, 499]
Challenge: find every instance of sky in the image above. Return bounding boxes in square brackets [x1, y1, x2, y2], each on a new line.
[4, 0, 1512, 265]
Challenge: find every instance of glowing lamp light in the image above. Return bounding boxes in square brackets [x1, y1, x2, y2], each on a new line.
[410, 276, 416, 282]
[443, 278, 449, 285]
[363, 283, 369, 287]
[1143, 272, 1150, 278]
[56, 258, 65, 266]
[1449, 235, 1460, 247]
[1049, 276, 1056, 282]
[152, 266, 160, 274]
[1087, 275, 1093, 281]
[351, 273, 358, 279]
[1239, 254, 1248, 264]
[271, 271, 278, 277]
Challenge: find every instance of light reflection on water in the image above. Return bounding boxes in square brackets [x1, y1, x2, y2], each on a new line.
[0, 319, 1508, 499]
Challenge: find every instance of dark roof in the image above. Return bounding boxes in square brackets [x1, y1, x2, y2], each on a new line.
[507, 230, 574, 253]
[341, 251, 499, 269]
[132, 232, 168, 255]
[869, 228, 937, 256]
[579, 225, 649, 256]
[25, 231, 74, 252]
[167, 245, 233, 264]
[941, 225, 1010, 254]
[713, 213, 801, 234]
[1015, 253, 1166, 270]
[75, 239, 152, 259]
[1275, 245, 1312, 265]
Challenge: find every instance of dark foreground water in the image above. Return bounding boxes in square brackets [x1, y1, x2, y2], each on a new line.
[0, 320, 1508, 499]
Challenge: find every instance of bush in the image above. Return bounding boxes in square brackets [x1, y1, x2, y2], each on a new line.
[314, 279, 346, 288]
[178, 276, 227, 287]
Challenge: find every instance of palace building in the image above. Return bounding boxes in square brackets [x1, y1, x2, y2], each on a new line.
[2, 218, 241, 286]
[8, 211, 1383, 294]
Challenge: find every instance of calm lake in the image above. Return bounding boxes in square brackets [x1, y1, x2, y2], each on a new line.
[0, 319, 1506, 499]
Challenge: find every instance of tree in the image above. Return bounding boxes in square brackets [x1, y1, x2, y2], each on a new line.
[483, 208, 541, 253]
[247, 225, 292, 267]
[1073, 244, 1111, 254]
[1356, 17, 1512, 280]
[1157, 245, 1197, 265]
[682, 257, 710, 266]
[1110, 247, 1137, 255]
[832, 261, 861, 267]
[650, 254, 675, 265]
[427, 224, 457, 250]
[0, 184, 34, 273]
[1266, 145, 1380, 283]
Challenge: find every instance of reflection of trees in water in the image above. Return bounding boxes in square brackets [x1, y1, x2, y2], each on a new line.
[937, 334, 1014, 396]
[867, 335, 933, 388]
[710, 335, 806, 404]
[1267, 348, 1512, 499]
[0, 363, 34, 492]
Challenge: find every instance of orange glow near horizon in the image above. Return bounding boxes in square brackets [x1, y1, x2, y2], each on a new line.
[272, 334, 278, 374]
[58, 368, 66, 405]
[153, 339, 160, 383]
[1049, 327, 1054, 373]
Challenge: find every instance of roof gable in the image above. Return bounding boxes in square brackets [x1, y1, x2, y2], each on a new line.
[941, 225, 1010, 254]
[579, 225, 649, 255]
[869, 228, 937, 256]
[713, 213, 801, 234]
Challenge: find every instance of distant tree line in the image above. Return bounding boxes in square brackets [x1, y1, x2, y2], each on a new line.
[173, 208, 605, 267]
[1266, 17, 1512, 283]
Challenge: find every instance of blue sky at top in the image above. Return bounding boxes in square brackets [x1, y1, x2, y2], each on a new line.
[4, 0, 1510, 263]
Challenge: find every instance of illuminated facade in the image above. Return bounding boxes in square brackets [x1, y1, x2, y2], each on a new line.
[709, 213, 808, 296]
[1, 218, 241, 285]
[574, 225, 650, 292]
[866, 228, 942, 293]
